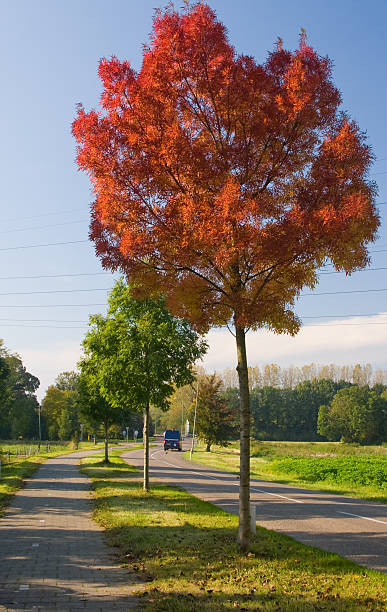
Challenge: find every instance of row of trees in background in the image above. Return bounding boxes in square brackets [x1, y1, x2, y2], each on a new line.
[2, 331, 385, 448]
[156, 375, 386, 447]
[0, 340, 40, 439]
[219, 362, 387, 390]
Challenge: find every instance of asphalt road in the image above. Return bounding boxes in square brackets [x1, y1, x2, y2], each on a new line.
[122, 441, 387, 574]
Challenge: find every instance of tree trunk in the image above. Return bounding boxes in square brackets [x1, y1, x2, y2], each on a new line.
[206, 443, 211, 452]
[104, 421, 109, 463]
[235, 325, 251, 553]
[143, 402, 150, 492]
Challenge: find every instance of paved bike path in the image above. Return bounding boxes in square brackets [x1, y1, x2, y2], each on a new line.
[0, 449, 141, 611]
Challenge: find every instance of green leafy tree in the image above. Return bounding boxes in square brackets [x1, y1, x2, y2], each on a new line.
[192, 374, 238, 451]
[318, 386, 386, 444]
[159, 383, 196, 433]
[0, 355, 10, 405]
[42, 374, 83, 441]
[41, 386, 67, 440]
[9, 395, 39, 439]
[0, 345, 40, 439]
[78, 373, 127, 461]
[55, 371, 80, 391]
[80, 280, 207, 488]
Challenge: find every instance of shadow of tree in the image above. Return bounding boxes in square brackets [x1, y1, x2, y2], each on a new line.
[90, 480, 385, 611]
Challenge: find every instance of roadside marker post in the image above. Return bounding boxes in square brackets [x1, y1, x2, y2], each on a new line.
[190, 380, 199, 460]
[250, 504, 256, 534]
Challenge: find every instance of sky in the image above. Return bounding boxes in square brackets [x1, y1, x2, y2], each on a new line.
[1, 0, 387, 400]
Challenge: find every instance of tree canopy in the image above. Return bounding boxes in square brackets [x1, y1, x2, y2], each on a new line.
[0, 341, 40, 439]
[192, 374, 238, 451]
[80, 279, 207, 486]
[73, 2, 379, 551]
[318, 386, 386, 444]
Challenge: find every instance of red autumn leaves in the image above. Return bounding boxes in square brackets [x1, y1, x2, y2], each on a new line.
[73, 2, 378, 331]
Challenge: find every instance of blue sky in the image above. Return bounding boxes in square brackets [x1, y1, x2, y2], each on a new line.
[1, 0, 387, 399]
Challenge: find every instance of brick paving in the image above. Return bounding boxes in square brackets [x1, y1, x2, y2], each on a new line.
[0, 450, 141, 611]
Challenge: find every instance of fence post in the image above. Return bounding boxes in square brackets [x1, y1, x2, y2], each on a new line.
[250, 504, 256, 534]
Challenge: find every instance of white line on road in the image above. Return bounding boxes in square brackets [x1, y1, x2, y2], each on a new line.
[251, 486, 303, 503]
[150, 449, 303, 504]
[336, 511, 387, 525]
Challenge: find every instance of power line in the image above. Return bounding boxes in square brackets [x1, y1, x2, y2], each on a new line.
[0, 240, 89, 251]
[0, 219, 88, 235]
[0, 200, 387, 233]
[320, 266, 387, 275]
[0, 324, 86, 329]
[2, 242, 387, 256]
[2, 267, 384, 281]
[2, 320, 387, 330]
[1, 312, 385, 323]
[3, 207, 85, 223]
[302, 312, 384, 319]
[0, 318, 88, 322]
[0, 303, 106, 308]
[0, 285, 386, 299]
[0, 272, 111, 280]
[303, 322, 387, 327]
[0, 288, 112, 296]
[301, 287, 387, 297]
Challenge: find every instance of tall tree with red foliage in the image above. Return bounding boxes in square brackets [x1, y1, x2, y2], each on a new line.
[73, 3, 379, 552]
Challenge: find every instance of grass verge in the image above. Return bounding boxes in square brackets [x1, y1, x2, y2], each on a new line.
[81, 454, 387, 611]
[185, 443, 387, 504]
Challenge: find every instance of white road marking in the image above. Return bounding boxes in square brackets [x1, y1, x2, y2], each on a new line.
[251, 486, 303, 504]
[150, 449, 304, 504]
[336, 511, 387, 525]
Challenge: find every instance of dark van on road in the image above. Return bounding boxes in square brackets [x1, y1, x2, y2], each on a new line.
[163, 429, 182, 451]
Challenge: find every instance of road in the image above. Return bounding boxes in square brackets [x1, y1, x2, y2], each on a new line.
[122, 441, 387, 574]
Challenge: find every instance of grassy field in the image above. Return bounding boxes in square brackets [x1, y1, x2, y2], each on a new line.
[80, 453, 386, 611]
[0, 440, 105, 514]
[185, 441, 387, 503]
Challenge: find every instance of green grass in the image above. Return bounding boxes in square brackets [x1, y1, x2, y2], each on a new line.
[80, 454, 387, 611]
[250, 441, 387, 458]
[185, 442, 387, 503]
[268, 457, 386, 486]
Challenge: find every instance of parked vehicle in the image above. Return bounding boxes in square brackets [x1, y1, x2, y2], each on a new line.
[163, 429, 182, 451]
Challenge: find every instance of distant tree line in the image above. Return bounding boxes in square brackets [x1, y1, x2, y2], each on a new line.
[2, 328, 386, 446]
[0, 340, 40, 439]
[160, 373, 386, 446]
[219, 362, 387, 390]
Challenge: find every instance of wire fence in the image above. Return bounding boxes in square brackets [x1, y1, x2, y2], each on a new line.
[0, 441, 60, 465]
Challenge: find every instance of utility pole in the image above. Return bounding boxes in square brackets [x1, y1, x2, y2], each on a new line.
[190, 380, 199, 460]
[38, 404, 41, 441]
